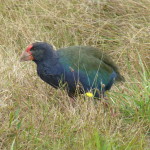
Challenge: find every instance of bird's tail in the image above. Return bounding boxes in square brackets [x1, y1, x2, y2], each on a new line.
[116, 72, 125, 82]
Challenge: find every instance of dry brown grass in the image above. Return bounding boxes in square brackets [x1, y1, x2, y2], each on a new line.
[0, 0, 150, 149]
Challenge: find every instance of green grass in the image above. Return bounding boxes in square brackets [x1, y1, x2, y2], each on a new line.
[0, 0, 150, 149]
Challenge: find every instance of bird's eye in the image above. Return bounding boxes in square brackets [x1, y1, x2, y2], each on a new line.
[30, 47, 36, 51]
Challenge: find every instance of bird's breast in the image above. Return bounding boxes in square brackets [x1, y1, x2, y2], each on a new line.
[36, 62, 64, 88]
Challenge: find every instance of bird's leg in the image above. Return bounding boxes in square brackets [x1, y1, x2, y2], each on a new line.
[67, 92, 76, 107]
[100, 85, 117, 117]
[69, 97, 76, 106]
[101, 99, 117, 117]
[100, 83, 106, 99]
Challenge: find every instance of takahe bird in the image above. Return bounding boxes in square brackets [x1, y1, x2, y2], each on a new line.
[20, 42, 124, 98]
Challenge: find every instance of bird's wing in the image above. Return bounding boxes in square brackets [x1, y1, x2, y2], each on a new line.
[57, 46, 117, 86]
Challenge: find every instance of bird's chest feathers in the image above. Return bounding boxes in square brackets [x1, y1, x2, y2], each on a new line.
[36, 61, 64, 87]
[37, 62, 62, 76]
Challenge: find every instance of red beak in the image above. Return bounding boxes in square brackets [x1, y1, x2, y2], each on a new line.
[20, 51, 34, 61]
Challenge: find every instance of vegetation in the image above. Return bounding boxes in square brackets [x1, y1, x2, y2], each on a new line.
[0, 0, 149, 149]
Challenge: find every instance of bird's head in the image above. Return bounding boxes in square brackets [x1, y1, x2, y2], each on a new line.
[20, 42, 54, 62]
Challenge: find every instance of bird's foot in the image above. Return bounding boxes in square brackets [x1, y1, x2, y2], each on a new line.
[69, 97, 76, 107]
[101, 99, 118, 117]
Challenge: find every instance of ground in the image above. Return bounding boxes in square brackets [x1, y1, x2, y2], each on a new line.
[0, 0, 150, 149]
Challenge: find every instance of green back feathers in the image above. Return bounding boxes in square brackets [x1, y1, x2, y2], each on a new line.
[58, 46, 124, 82]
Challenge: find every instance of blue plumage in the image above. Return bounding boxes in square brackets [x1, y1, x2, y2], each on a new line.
[20, 42, 124, 98]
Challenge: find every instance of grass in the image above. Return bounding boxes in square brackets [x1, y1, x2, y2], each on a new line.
[0, 0, 150, 149]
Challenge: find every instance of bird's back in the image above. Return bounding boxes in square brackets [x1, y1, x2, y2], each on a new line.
[57, 46, 124, 96]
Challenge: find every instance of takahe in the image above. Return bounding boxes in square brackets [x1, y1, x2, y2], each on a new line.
[20, 42, 124, 98]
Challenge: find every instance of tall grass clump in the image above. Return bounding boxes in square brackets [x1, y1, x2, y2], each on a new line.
[0, 0, 149, 149]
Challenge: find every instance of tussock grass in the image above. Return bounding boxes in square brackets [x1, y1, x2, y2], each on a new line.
[0, 0, 150, 149]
